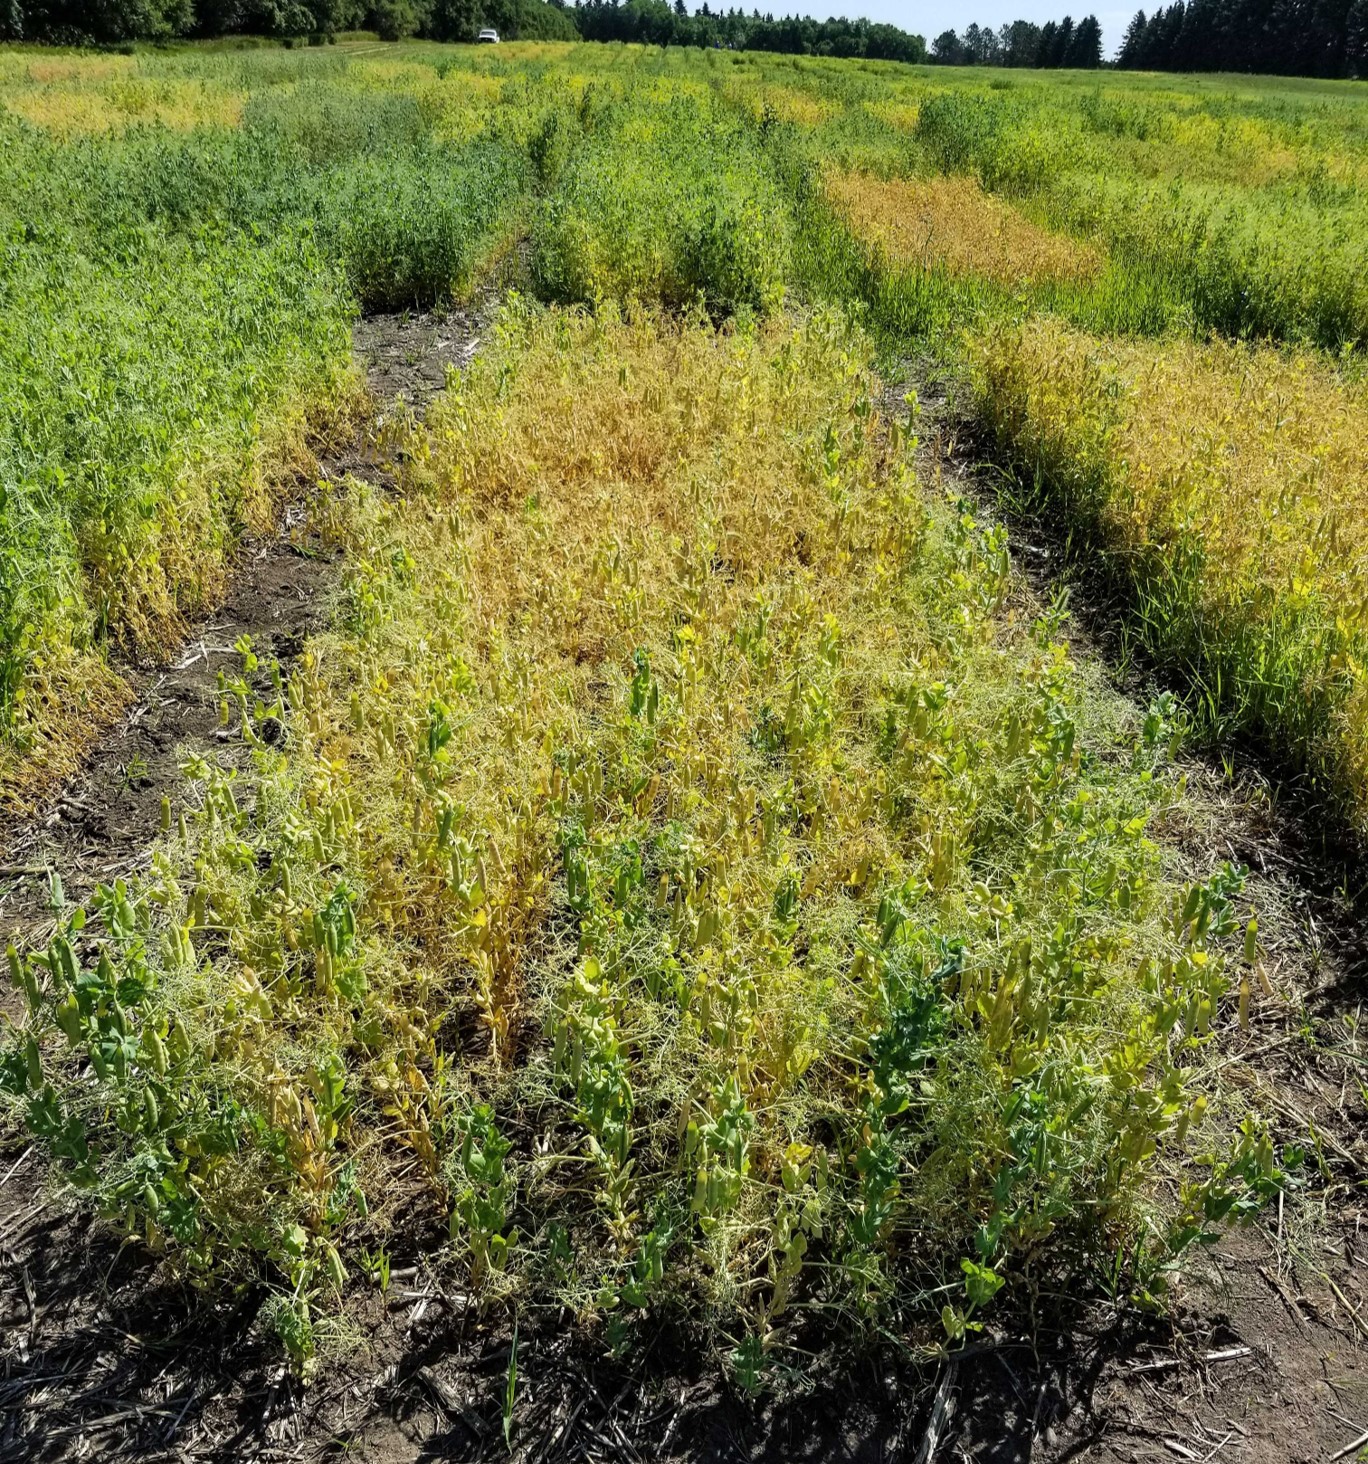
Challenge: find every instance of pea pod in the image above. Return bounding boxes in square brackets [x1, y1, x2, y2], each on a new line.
[1243, 917, 1259, 965]
[11, 946, 42, 1015]
[168, 1014, 191, 1063]
[23, 1037, 42, 1091]
[55, 994, 82, 1045]
[47, 936, 78, 991]
[323, 1242, 347, 1290]
[143, 1026, 169, 1076]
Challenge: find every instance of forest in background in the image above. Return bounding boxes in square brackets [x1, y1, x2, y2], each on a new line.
[927, 16, 1103, 67]
[5, 0, 1365, 77]
[1118, 0, 1368, 78]
[0, 0, 932, 58]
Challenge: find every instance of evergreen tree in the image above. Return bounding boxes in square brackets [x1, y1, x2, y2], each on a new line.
[1174, 0, 1208, 67]
[1118, 7, 1147, 60]
[1035, 18, 1058, 61]
[932, 26, 965, 60]
[1157, 1, 1185, 63]
[1050, 12, 1074, 62]
[1116, 0, 1363, 71]
[1141, 6, 1165, 62]
[1350, 0, 1368, 72]
[1067, 11, 1102, 61]
[999, 17, 1041, 62]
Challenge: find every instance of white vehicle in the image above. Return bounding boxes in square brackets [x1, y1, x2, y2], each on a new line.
[477, 27, 499, 42]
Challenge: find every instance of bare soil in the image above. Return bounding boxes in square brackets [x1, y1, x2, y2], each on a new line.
[0, 299, 490, 948]
[2, 318, 1367, 1463]
[0, 532, 336, 947]
[352, 300, 492, 413]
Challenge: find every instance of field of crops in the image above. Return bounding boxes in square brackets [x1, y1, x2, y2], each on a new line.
[1, 36, 1367, 1457]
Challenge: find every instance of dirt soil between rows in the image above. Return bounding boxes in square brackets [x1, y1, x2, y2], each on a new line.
[2, 310, 1368, 1464]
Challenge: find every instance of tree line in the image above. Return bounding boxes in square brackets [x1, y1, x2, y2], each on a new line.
[568, 0, 926, 61]
[1117, 0, 1368, 76]
[2, 0, 574, 44]
[0, 0, 553, 41]
[0, 0, 1103, 68]
[0, 0, 928, 52]
[0, 0, 916, 51]
[929, 14, 1104, 66]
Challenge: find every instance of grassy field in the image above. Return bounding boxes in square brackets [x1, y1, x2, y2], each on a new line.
[0, 38, 1360, 1394]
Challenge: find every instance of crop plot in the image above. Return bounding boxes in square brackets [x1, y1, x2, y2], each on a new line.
[972, 319, 1368, 831]
[825, 170, 1103, 287]
[1, 36, 1367, 1463]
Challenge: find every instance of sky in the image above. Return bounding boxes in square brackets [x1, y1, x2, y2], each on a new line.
[779, 1, 1135, 56]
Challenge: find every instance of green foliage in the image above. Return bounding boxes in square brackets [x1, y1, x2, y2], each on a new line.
[0, 53, 529, 768]
[764, 60, 1368, 350]
[317, 140, 527, 309]
[530, 92, 791, 316]
[448, 1104, 518, 1279]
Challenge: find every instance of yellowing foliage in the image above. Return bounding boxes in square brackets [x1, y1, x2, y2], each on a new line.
[9, 305, 1262, 1354]
[972, 317, 1368, 823]
[752, 83, 836, 127]
[26, 57, 136, 85]
[866, 98, 920, 134]
[826, 171, 1103, 289]
[976, 319, 1368, 618]
[0, 650, 133, 813]
[419, 72, 505, 139]
[5, 75, 247, 133]
[1159, 111, 1300, 187]
[351, 59, 442, 89]
[2, 31, 1311, 1372]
